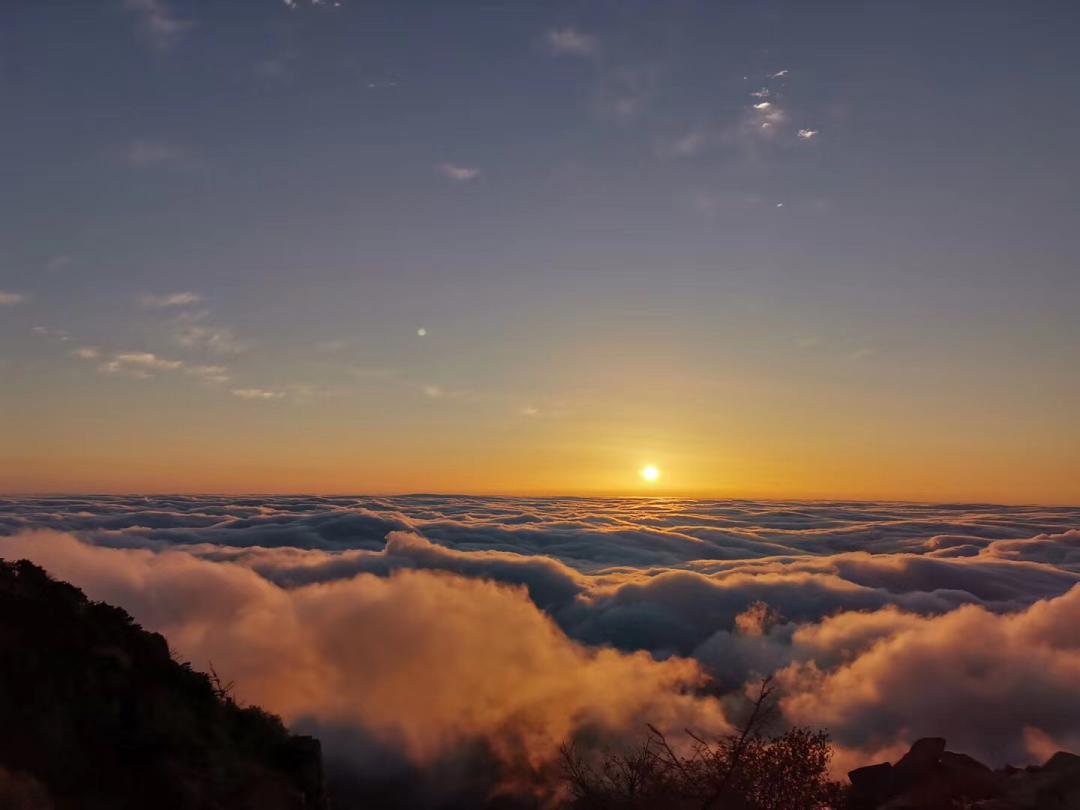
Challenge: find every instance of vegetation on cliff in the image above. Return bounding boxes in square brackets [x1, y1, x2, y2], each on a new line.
[0, 559, 326, 810]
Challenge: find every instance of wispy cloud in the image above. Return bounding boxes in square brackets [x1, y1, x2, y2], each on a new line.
[30, 325, 69, 341]
[176, 325, 252, 354]
[0, 291, 27, 306]
[797, 129, 819, 140]
[283, 0, 345, 10]
[437, 163, 480, 182]
[139, 291, 202, 308]
[770, 69, 789, 78]
[755, 107, 786, 130]
[659, 129, 709, 159]
[595, 65, 657, 123]
[124, 0, 193, 50]
[746, 92, 787, 136]
[186, 364, 231, 384]
[231, 388, 285, 400]
[546, 27, 597, 57]
[100, 351, 185, 378]
[93, 350, 229, 384]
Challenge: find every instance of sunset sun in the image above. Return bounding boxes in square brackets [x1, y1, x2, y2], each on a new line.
[640, 465, 661, 483]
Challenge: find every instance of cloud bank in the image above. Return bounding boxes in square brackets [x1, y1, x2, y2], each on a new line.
[1, 497, 1079, 803]
[0, 528, 725, 805]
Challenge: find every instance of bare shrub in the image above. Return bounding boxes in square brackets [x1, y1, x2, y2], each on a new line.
[561, 678, 847, 810]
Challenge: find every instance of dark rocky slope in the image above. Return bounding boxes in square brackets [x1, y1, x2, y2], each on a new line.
[850, 737, 1080, 809]
[0, 559, 326, 810]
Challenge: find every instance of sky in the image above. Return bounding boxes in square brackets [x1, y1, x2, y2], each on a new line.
[2, 0, 1079, 502]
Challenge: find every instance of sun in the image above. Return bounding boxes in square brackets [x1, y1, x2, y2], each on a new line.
[640, 464, 661, 483]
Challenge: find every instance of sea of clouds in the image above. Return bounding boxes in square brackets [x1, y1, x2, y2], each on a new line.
[2, 496, 1079, 805]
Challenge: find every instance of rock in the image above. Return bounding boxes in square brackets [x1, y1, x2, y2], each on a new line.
[1044, 752, 1080, 776]
[892, 738, 947, 790]
[849, 762, 895, 806]
[933, 751, 1003, 801]
[853, 739, 1014, 809]
[849, 741, 1080, 809]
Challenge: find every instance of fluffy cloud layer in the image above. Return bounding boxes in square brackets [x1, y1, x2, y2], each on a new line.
[779, 584, 1080, 765]
[0, 529, 727, 804]
[1, 497, 1079, 799]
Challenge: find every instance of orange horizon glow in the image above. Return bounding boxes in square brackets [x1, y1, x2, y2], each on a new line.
[6, 353, 1079, 505]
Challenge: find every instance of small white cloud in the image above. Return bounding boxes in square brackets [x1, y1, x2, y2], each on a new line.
[776, 202, 784, 208]
[72, 347, 100, 360]
[798, 129, 819, 140]
[750, 88, 771, 99]
[546, 27, 596, 57]
[100, 351, 184, 378]
[746, 100, 786, 138]
[417, 327, 428, 337]
[0, 291, 26, 305]
[231, 388, 285, 400]
[521, 406, 540, 417]
[124, 0, 193, 50]
[139, 291, 202, 308]
[437, 163, 480, 182]
[770, 69, 789, 78]
[422, 384, 444, 399]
